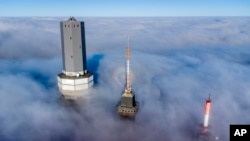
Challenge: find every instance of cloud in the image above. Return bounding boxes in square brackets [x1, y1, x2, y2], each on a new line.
[0, 17, 61, 59]
[0, 17, 250, 141]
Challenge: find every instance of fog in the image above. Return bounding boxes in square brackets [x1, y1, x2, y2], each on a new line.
[0, 17, 250, 141]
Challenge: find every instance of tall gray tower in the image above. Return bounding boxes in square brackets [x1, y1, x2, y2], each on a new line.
[57, 17, 93, 99]
[117, 37, 139, 117]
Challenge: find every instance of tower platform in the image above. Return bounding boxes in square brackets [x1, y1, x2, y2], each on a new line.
[196, 133, 216, 141]
[117, 90, 139, 117]
[57, 72, 93, 99]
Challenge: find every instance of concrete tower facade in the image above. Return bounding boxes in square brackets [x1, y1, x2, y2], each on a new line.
[117, 37, 139, 117]
[57, 17, 93, 99]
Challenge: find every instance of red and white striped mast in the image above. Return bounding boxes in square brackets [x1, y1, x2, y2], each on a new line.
[125, 36, 131, 92]
[203, 94, 212, 133]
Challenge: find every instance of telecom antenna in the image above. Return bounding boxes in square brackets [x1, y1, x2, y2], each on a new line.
[126, 36, 131, 92]
[203, 94, 212, 133]
[117, 36, 139, 117]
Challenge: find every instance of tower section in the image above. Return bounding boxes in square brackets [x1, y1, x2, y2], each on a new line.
[117, 37, 139, 117]
[57, 17, 93, 99]
[196, 95, 214, 141]
[202, 95, 212, 134]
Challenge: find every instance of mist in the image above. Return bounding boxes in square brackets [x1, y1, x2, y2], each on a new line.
[0, 17, 250, 141]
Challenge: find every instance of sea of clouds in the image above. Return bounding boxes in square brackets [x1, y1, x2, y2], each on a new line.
[0, 17, 250, 141]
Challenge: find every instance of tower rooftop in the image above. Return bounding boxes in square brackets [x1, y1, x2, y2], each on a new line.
[67, 16, 77, 21]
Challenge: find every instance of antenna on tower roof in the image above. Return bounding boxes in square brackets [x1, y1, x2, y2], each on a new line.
[117, 36, 139, 117]
[125, 35, 131, 92]
[202, 94, 212, 134]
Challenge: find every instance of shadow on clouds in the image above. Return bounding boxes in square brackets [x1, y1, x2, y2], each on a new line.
[87, 54, 104, 85]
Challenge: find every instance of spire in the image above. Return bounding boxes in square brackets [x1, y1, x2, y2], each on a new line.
[67, 16, 77, 21]
[125, 36, 131, 92]
[117, 36, 139, 117]
[203, 94, 212, 133]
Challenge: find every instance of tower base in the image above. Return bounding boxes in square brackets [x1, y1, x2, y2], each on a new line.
[117, 102, 139, 117]
[57, 72, 93, 99]
[196, 133, 215, 141]
[194, 125, 217, 141]
[117, 90, 139, 117]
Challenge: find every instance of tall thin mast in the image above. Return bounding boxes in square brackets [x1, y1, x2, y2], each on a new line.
[126, 36, 131, 92]
[203, 94, 211, 133]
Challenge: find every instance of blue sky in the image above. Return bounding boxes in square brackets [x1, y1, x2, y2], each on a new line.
[0, 0, 250, 17]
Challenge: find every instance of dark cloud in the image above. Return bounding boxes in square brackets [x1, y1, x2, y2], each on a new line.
[0, 17, 250, 141]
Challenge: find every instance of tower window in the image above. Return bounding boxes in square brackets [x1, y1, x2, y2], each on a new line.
[71, 55, 73, 58]
[74, 25, 75, 27]
[65, 25, 66, 27]
[77, 24, 79, 27]
[70, 37, 72, 40]
[68, 25, 70, 27]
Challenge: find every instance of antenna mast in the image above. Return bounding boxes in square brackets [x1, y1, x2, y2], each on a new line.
[126, 36, 131, 92]
[203, 94, 212, 133]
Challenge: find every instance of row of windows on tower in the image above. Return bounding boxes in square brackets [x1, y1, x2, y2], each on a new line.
[119, 109, 135, 113]
[64, 24, 79, 28]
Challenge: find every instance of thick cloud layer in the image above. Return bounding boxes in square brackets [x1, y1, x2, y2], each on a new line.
[0, 17, 250, 141]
